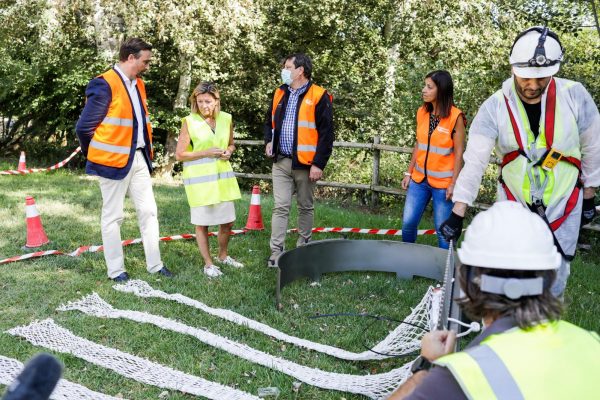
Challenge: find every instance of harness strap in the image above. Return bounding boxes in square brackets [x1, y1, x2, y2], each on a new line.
[545, 79, 556, 149]
[500, 80, 581, 238]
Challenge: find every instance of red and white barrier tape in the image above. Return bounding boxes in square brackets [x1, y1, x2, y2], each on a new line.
[0, 230, 248, 265]
[289, 227, 438, 235]
[0, 250, 66, 264]
[1, 227, 438, 265]
[0, 147, 81, 175]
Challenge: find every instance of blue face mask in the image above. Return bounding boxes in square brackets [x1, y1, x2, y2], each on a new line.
[281, 69, 293, 85]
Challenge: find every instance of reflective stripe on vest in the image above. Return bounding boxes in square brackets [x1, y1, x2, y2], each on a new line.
[435, 320, 600, 400]
[414, 164, 454, 178]
[87, 69, 153, 168]
[499, 78, 581, 233]
[417, 143, 454, 156]
[183, 171, 236, 186]
[89, 139, 130, 155]
[183, 158, 216, 168]
[464, 345, 524, 399]
[181, 112, 241, 208]
[271, 84, 331, 166]
[411, 105, 463, 189]
[102, 116, 134, 127]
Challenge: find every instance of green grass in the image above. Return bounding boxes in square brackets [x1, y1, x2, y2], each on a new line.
[0, 168, 598, 399]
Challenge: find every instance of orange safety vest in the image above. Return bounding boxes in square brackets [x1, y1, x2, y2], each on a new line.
[271, 83, 330, 166]
[87, 69, 153, 168]
[411, 105, 463, 189]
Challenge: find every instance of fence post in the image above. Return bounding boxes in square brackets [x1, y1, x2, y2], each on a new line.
[371, 135, 380, 207]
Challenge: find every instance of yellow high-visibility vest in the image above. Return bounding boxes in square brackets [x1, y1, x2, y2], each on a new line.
[435, 320, 600, 399]
[181, 112, 240, 207]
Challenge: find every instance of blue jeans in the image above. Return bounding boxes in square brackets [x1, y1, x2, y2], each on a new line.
[402, 179, 453, 249]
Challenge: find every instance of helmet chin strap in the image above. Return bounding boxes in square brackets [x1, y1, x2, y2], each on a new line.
[479, 275, 544, 299]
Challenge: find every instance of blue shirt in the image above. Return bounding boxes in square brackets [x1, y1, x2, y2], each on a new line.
[279, 81, 309, 156]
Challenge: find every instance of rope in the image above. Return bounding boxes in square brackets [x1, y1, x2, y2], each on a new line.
[113, 280, 436, 361]
[448, 318, 482, 338]
[57, 293, 414, 399]
[6, 319, 260, 400]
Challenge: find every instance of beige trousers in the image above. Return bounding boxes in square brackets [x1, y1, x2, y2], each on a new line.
[98, 150, 163, 278]
[270, 157, 316, 256]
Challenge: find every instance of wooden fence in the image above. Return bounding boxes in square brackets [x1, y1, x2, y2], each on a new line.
[234, 137, 599, 232]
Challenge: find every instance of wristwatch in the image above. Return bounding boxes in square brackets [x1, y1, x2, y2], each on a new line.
[410, 356, 433, 374]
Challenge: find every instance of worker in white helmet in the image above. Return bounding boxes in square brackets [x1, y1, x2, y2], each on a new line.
[388, 201, 600, 400]
[439, 27, 600, 297]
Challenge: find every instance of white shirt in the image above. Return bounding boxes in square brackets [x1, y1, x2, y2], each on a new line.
[114, 64, 145, 149]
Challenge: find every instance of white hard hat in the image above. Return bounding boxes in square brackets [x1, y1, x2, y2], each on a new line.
[457, 201, 561, 271]
[509, 27, 564, 79]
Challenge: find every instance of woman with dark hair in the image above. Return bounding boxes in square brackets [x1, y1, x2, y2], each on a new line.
[401, 70, 466, 249]
[175, 82, 243, 277]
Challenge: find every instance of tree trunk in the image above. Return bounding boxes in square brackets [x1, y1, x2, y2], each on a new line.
[155, 53, 192, 179]
[588, 0, 600, 39]
[382, 18, 399, 140]
[91, 0, 123, 63]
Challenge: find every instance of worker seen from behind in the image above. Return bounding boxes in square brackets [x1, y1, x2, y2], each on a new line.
[389, 201, 600, 399]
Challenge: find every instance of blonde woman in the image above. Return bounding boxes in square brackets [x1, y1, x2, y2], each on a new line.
[175, 82, 243, 277]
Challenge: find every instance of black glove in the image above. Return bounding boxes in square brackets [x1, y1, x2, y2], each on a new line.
[581, 197, 597, 226]
[440, 212, 464, 242]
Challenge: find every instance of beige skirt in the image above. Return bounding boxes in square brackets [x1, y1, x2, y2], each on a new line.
[191, 201, 236, 226]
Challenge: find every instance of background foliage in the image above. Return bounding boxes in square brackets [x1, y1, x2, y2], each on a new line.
[0, 0, 598, 203]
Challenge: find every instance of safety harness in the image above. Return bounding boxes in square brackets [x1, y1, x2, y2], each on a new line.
[500, 79, 581, 257]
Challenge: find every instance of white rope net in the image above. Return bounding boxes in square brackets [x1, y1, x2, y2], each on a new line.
[6, 319, 260, 400]
[0, 355, 123, 400]
[56, 293, 414, 399]
[114, 280, 441, 361]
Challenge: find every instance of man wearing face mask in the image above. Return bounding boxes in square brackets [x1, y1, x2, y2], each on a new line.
[264, 53, 334, 267]
[439, 27, 600, 297]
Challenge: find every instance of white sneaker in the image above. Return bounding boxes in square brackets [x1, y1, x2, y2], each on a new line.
[203, 265, 223, 277]
[215, 256, 244, 269]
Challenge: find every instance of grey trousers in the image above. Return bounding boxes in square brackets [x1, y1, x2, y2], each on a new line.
[270, 158, 316, 256]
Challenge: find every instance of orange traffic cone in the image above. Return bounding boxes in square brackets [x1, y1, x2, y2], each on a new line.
[245, 185, 264, 230]
[24, 196, 50, 248]
[17, 151, 26, 171]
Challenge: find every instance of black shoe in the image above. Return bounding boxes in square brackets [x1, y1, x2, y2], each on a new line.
[157, 266, 173, 278]
[266, 257, 278, 268]
[111, 272, 129, 282]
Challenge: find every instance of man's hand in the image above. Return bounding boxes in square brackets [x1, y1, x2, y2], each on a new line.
[421, 330, 456, 361]
[581, 197, 597, 226]
[439, 211, 464, 242]
[309, 165, 323, 182]
[265, 142, 274, 158]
